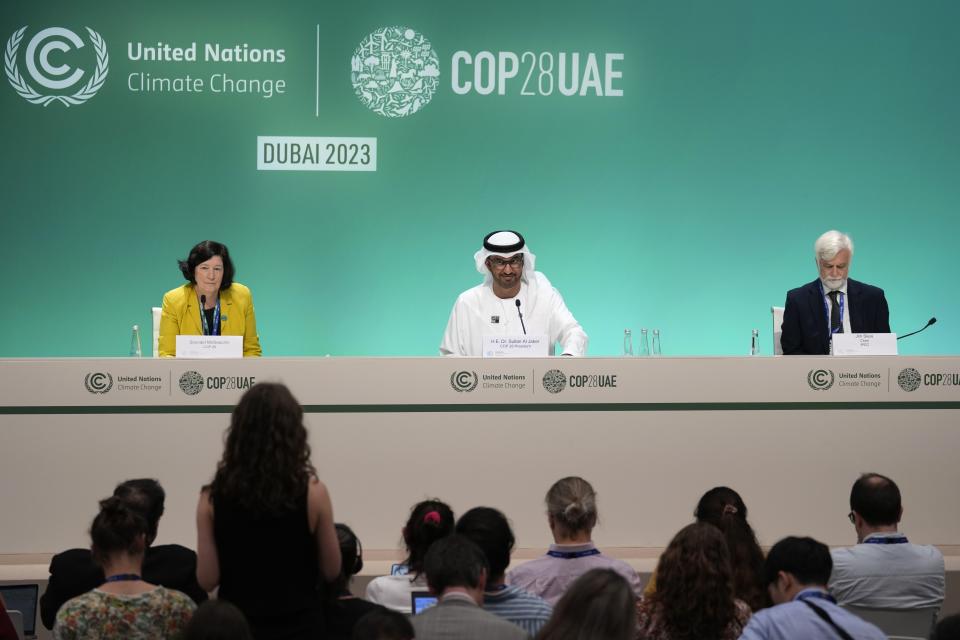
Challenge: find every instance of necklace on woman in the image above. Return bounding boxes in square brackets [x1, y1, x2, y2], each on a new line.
[104, 574, 142, 583]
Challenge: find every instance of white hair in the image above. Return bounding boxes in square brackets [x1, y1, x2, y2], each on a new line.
[814, 230, 854, 263]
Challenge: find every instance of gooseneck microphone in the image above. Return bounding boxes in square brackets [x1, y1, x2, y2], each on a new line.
[515, 299, 527, 335]
[897, 317, 937, 340]
[200, 294, 206, 307]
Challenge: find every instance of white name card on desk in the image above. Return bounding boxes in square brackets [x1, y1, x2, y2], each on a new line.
[483, 334, 549, 357]
[176, 335, 243, 358]
[832, 333, 898, 356]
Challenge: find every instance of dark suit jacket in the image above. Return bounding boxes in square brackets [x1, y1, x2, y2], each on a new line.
[40, 544, 207, 629]
[780, 278, 890, 355]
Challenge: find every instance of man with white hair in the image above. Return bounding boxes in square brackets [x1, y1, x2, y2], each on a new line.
[780, 230, 890, 355]
[440, 230, 588, 356]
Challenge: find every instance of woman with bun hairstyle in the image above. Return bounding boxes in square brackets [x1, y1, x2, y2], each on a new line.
[53, 497, 195, 639]
[508, 476, 642, 605]
[365, 499, 454, 613]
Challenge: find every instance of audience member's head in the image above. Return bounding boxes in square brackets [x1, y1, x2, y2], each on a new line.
[932, 614, 960, 640]
[695, 486, 770, 610]
[849, 473, 902, 540]
[545, 476, 598, 542]
[645, 522, 738, 639]
[330, 523, 364, 596]
[90, 496, 149, 568]
[764, 536, 833, 604]
[455, 506, 514, 584]
[535, 568, 636, 640]
[402, 499, 454, 576]
[112, 478, 165, 545]
[423, 534, 488, 603]
[182, 600, 253, 640]
[211, 383, 315, 515]
[352, 607, 415, 640]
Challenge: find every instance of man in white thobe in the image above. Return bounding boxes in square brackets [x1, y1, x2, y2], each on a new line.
[440, 230, 588, 357]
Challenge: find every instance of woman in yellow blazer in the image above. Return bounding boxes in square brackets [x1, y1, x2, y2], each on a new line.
[158, 241, 262, 357]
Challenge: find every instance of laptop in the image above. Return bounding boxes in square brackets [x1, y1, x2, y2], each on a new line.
[410, 590, 438, 615]
[0, 584, 39, 638]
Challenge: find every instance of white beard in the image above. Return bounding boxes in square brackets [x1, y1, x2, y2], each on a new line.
[821, 277, 846, 291]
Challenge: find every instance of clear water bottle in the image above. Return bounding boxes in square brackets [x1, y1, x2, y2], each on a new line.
[639, 328, 650, 356]
[623, 329, 633, 356]
[130, 324, 142, 358]
[652, 329, 662, 356]
[750, 329, 760, 356]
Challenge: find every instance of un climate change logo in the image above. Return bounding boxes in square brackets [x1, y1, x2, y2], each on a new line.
[179, 371, 205, 396]
[84, 372, 113, 394]
[897, 367, 922, 392]
[5, 26, 109, 106]
[450, 371, 478, 392]
[807, 369, 835, 391]
[542, 369, 567, 394]
[351, 26, 440, 118]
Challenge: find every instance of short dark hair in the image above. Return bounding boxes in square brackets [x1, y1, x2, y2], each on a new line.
[328, 523, 363, 596]
[931, 613, 960, 640]
[423, 534, 488, 594]
[352, 608, 414, 640]
[90, 496, 149, 566]
[764, 537, 833, 588]
[178, 240, 235, 289]
[850, 473, 901, 526]
[183, 600, 253, 640]
[113, 479, 165, 543]
[455, 507, 514, 580]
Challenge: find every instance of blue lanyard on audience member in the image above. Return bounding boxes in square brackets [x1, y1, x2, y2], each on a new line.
[818, 281, 844, 334]
[486, 584, 509, 593]
[796, 589, 836, 604]
[199, 296, 221, 336]
[863, 536, 909, 544]
[104, 574, 141, 582]
[546, 548, 602, 559]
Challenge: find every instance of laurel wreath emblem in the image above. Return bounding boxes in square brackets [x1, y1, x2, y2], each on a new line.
[5, 26, 109, 106]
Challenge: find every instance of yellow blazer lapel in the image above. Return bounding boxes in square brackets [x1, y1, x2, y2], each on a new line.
[219, 290, 234, 335]
[186, 286, 203, 334]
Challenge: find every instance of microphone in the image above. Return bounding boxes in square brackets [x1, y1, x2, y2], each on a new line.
[897, 317, 936, 340]
[515, 299, 527, 335]
[200, 294, 206, 307]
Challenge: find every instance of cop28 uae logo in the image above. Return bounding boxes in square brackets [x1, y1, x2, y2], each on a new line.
[542, 369, 567, 394]
[350, 26, 439, 118]
[897, 368, 921, 392]
[5, 26, 109, 106]
[179, 371, 205, 396]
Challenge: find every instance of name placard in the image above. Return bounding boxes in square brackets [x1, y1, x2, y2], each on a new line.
[832, 333, 898, 356]
[483, 334, 549, 358]
[176, 335, 243, 358]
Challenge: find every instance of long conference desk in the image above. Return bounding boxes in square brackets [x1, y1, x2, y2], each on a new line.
[2, 355, 960, 625]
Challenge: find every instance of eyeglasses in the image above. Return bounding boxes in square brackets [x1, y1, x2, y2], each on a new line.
[847, 512, 856, 524]
[487, 255, 523, 269]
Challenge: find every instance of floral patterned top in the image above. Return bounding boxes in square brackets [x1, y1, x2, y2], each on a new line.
[54, 586, 195, 639]
[636, 597, 752, 640]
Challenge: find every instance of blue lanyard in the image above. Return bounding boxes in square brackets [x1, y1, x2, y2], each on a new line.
[199, 295, 221, 336]
[546, 548, 601, 559]
[818, 281, 844, 334]
[104, 573, 141, 583]
[863, 536, 908, 544]
[796, 589, 836, 604]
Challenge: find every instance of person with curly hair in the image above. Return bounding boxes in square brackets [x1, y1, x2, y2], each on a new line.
[636, 523, 751, 640]
[366, 499, 455, 613]
[196, 383, 340, 639]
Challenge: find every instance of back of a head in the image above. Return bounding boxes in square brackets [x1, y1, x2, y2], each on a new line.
[212, 383, 315, 515]
[113, 478, 165, 542]
[536, 568, 636, 640]
[331, 523, 364, 595]
[423, 534, 488, 595]
[182, 600, 253, 640]
[455, 506, 514, 580]
[694, 486, 769, 610]
[352, 608, 414, 640]
[403, 499, 455, 574]
[764, 536, 833, 588]
[90, 496, 149, 566]
[546, 476, 598, 537]
[931, 613, 960, 640]
[651, 522, 737, 639]
[850, 472, 902, 526]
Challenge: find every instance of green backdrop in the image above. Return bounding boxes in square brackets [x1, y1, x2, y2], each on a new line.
[2, 1, 957, 357]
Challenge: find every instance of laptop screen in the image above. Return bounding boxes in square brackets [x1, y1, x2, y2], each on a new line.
[0, 584, 39, 637]
[410, 590, 438, 615]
